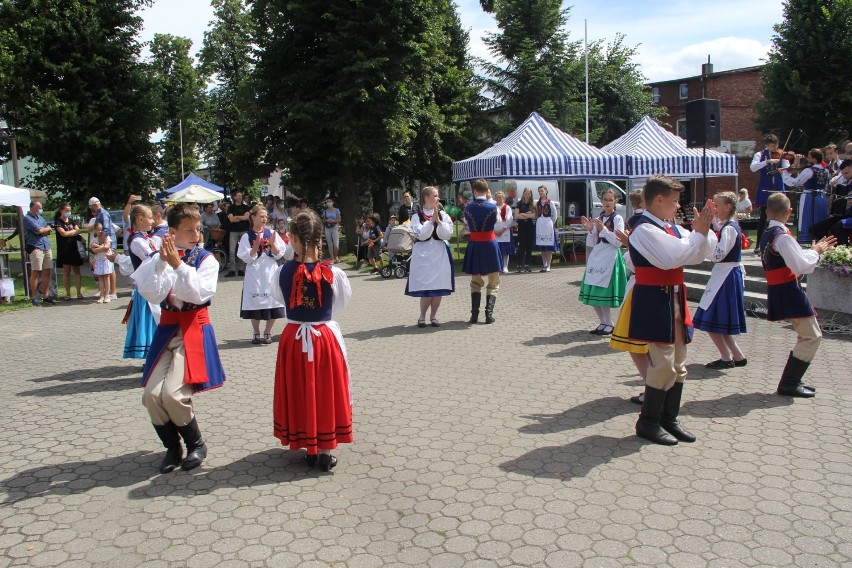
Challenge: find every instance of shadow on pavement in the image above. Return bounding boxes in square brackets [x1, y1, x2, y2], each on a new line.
[29, 364, 141, 384]
[547, 340, 617, 358]
[346, 320, 469, 340]
[522, 330, 598, 347]
[684, 363, 729, 380]
[0, 451, 156, 504]
[18, 364, 141, 397]
[500, 435, 642, 480]
[217, 338, 276, 350]
[683, 391, 792, 418]
[518, 397, 635, 434]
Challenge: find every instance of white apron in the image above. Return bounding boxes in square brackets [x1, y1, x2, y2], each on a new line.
[698, 262, 742, 310]
[242, 255, 285, 310]
[584, 242, 618, 288]
[535, 217, 555, 247]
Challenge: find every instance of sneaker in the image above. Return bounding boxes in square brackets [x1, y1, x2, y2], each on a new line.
[109, 294, 118, 301]
[705, 359, 735, 369]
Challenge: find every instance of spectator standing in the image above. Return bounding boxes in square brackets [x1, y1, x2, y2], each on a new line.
[736, 189, 752, 216]
[200, 202, 221, 243]
[322, 198, 342, 263]
[397, 191, 415, 224]
[53, 203, 84, 300]
[271, 199, 289, 226]
[513, 188, 536, 272]
[23, 201, 54, 305]
[88, 197, 117, 300]
[226, 191, 251, 276]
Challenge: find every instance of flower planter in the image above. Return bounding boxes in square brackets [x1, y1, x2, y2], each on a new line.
[807, 266, 852, 314]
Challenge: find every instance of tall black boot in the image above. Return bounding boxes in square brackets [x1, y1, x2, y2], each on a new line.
[635, 386, 678, 445]
[777, 352, 814, 398]
[153, 422, 183, 473]
[484, 295, 496, 324]
[660, 382, 696, 443]
[176, 417, 208, 471]
[469, 292, 481, 324]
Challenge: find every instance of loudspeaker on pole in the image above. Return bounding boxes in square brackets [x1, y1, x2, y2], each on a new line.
[685, 99, 721, 148]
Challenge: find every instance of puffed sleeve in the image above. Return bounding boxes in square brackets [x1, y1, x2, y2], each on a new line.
[171, 254, 218, 304]
[237, 233, 256, 265]
[436, 211, 454, 240]
[271, 232, 293, 261]
[330, 266, 352, 315]
[132, 253, 174, 305]
[271, 265, 287, 307]
[711, 225, 738, 263]
[585, 225, 600, 248]
[774, 234, 820, 276]
[412, 213, 434, 241]
[598, 215, 624, 247]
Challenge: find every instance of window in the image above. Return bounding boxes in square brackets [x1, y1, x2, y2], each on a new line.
[679, 83, 689, 100]
[387, 188, 401, 205]
[676, 118, 687, 139]
[652, 87, 660, 104]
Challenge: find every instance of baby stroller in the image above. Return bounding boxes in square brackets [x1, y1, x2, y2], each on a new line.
[381, 225, 416, 278]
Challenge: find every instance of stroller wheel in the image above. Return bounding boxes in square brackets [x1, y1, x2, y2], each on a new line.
[379, 266, 393, 278]
[394, 266, 407, 279]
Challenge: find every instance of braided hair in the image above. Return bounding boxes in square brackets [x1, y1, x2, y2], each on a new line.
[130, 204, 153, 231]
[289, 209, 323, 261]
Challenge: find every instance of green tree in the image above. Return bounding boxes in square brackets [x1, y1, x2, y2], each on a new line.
[251, 0, 481, 251]
[0, 0, 157, 204]
[148, 34, 214, 188]
[200, 0, 261, 193]
[755, 0, 852, 149]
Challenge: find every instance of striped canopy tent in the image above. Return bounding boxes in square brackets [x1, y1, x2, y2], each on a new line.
[452, 112, 626, 181]
[165, 173, 226, 195]
[602, 116, 738, 178]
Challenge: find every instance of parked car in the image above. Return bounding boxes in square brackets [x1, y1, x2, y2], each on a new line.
[108, 210, 128, 251]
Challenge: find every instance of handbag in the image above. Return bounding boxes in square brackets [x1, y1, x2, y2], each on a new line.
[76, 237, 87, 260]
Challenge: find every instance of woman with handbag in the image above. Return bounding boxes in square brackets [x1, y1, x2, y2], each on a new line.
[54, 203, 85, 300]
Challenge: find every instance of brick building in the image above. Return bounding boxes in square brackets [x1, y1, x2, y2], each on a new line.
[648, 65, 764, 198]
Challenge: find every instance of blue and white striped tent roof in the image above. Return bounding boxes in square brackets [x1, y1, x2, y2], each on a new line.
[452, 112, 626, 181]
[166, 173, 226, 194]
[602, 116, 738, 178]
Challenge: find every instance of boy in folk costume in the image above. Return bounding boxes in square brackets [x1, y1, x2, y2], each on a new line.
[759, 193, 835, 397]
[462, 179, 503, 324]
[628, 176, 717, 446]
[132, 204, 226, 473]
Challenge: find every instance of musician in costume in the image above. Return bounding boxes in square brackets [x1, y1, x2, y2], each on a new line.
[462, 179, 503, 324]
[759, 193, 835, 398]
[628, 176, 717, 446]
[750, 134, 789, 251]
[782, 148, 830, 243]
[405, 186, 455, 327]
[534, 186, 559, 272]
[123, 205, 159, 359]
[237, 205, 293, 344]
[271, 210, 353, 472]
[132, 204, 226, 473]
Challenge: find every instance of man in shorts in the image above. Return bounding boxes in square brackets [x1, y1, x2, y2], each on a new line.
[23, 201, 54, 305]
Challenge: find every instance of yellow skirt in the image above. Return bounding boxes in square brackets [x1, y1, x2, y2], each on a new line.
[609, 287, 649, 354]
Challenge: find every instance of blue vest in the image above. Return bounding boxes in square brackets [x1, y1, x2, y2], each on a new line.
[756, 149, 786, 206]
[247, 227, 274, 257]
[151, 224, 169, 239]
[463, 198, 498, 232]
[127, 231, 154, 270]
[278, 261, 334, 322]
[804, 165, 829, 192]
[626, 212, 644, 229]
[717, 221, 742, 263]
[597, 212, 618, 244]
[159, 247, 213, 312]
[759, 225, 815, 321]
[628, 216, 693, 344]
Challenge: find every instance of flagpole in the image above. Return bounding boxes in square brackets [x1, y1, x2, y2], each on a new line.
[584, 19, 589, 144]
[179, 118, 185, 179]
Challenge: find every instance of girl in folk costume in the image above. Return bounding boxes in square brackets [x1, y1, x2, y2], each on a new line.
[534, 186, 559, 272]
[405, 186, 455, 327]
[693, 192, 748, 369]
[123, 205, 159, 359]
[514, 187, 536, 272]
[238, 205, 293, 344]
[578, 189, 627, 336]
[494, 191, 515, 273]
[271, 210, 353, 472]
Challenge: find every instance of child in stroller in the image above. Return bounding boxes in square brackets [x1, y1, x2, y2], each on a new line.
[381, 220, 416, 278]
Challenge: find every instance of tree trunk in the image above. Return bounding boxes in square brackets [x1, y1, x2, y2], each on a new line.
[371, 187, 389, 224]
[339, 164, 358, 254]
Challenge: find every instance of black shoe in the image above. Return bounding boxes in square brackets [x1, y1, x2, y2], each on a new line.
[305, 454, 318, 468]
[262, 333, 273, 345]
[226, 271, 236, 277]
[524, 266, 531, 273]
[430, 319, 440, 327]
[177, 418, 207, 471]
[237, 270, 245, 276]
[599, 325, 613, 336]
[252, 334, 262, 344]
[153, 422, 183, 473]
[370, 268, 378, 274]
[417, 318, 426, 328]
[43, 296, 56, 304]
[590, 324, 605, 335]
[629, 392, 644, 405]
[317, 454, 337, 472]
[733, 358, 748, 367]
[705, 359, 735, 369]
[636, 386, 678, 445]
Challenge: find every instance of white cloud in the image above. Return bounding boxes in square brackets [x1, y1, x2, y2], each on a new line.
[638, 37, 771, 83]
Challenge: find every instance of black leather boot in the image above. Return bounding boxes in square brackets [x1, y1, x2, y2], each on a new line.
[484, 295, 496, 324]
[469, 292, 481, 324]
[635, 386, 678, 445]
[153, 422, 183, 473]
[777, 352, 815, 398]
[660, 382, 695, 443]
[176, 417, 208, 471]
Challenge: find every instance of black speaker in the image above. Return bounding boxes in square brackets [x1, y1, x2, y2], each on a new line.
[685, 99, 721, 148]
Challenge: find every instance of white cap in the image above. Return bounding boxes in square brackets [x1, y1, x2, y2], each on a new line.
[88, 197, 100, 206]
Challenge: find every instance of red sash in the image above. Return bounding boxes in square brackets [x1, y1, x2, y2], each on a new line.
[159, 307, 211, 385]
[765, 267, 797, 285]
[500, 204, 508, 221]
[634, 266, 684, 286]
[469, 231, 495, 242]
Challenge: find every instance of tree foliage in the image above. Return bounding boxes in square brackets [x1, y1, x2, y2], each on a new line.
[148, 34, 214, 188]
[0, 0, 157, 204]
[755, 0, 852, 149]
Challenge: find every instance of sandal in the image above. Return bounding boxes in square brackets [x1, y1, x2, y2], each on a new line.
[63, 295, 72, 301]
[430, 319, 440, 327]
[251, 334, 262, 344]
[417, 318, 426, 328]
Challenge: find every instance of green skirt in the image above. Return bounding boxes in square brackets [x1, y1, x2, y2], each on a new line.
[578, 253, 627, 307]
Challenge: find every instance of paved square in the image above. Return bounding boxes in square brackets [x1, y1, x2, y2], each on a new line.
[1, 264, 850, 567]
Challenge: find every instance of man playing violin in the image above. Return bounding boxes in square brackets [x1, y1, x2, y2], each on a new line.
[750, 134, 790, 252]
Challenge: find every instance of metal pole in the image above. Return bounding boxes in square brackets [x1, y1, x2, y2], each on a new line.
[179, 118, 185, 180]
[584, 19, 589, 144]
[9, 134, 29, 297]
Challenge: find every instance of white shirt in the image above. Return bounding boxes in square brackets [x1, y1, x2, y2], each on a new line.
[585, 213, 624, 248]
[765, 220, 820, 277]
[750, 151, 789, 173]
[629, 211, 716, 270]
[132, 251, 218, 310]
[736, 198, 752, 213]
[782, 164, 825, 188]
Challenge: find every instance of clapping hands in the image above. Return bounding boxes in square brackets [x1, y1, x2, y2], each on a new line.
[159, 235, 182, 269]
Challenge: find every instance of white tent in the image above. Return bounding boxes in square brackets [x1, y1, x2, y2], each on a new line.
[0, 183, 30, 208]
[168, 185, 224, 204]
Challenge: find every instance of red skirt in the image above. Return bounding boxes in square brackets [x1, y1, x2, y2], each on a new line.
[273, 322, 353, 454]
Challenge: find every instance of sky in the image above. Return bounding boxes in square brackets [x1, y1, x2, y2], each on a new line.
[140, 0, 784, 83]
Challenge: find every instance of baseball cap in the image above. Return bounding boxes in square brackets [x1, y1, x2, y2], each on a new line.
[88, 197, 100, 206]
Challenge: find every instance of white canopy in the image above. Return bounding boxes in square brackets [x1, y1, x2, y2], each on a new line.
[168, 185, 224, 204]
[0, 184, 29, 208]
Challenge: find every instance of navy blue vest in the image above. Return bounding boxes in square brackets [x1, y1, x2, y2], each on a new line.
[756, 149, 786, 206]
[717, 221, 742, 263]
[278, 261, 334, 322]
[759, 225, 814, 320]
[804, 165, 829, 192]
[626, 212, 644, 230]
[127, 231, 154, 270]
[159, 246, 213, 312]
[247, 227, 274, 257]
[597, 212, 617, 244]
[463, 199, 498, 232]
[151, 224, 169, 239]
